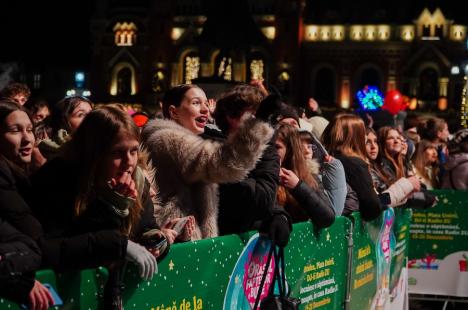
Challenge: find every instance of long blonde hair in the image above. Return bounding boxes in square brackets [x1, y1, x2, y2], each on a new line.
[322, 113, 367, 161]
[62, 104, 143, 235]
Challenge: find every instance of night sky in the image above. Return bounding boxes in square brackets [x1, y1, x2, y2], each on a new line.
[0, 0, 94, 66]
[0, 0, 466, 67]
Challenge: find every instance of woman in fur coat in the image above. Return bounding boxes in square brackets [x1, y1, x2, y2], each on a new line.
[142, 84, 274, 240]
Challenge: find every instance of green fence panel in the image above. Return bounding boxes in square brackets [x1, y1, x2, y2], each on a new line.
[285, 217, 351, 310]
[390, 208, 412, 295]
[408, 190, 468, 297]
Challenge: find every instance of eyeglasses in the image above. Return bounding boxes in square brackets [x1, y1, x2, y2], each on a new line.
[306, 144, 317, 152]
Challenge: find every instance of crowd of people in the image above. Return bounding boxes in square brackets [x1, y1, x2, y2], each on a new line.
[0, 81, 467, 309]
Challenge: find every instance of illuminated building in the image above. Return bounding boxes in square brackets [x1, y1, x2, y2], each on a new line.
[90, 0, 468, 111]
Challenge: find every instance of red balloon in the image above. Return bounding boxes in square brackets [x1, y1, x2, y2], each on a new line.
[383, 90, 406, 115]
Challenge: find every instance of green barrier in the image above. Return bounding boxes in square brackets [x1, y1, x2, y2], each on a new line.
[348, 212, 378, 310]
[285, 217, 350, 310]
[1, 210, 416, 310]
[408, 190, 468, 297]
[390, 208, 412, 295]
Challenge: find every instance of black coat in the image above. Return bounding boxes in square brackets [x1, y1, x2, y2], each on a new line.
[29, 158, 133, 271]
[336, 154, 385, 221]
[0, 218, 41, 304]
[288, 179, 335, 228]
[217, 140, 281, 235]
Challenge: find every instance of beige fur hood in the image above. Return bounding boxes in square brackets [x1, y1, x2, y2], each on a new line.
[142, 118, 273, 239]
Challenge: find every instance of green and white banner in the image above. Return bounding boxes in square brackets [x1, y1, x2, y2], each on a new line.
[408, 190, 468, 297]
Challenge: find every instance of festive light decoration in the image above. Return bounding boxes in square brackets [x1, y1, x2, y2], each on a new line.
[461, 75, 467, 128]
[356, 86, 384, 110]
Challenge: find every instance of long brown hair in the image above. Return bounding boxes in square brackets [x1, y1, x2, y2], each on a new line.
[377, 126, 405, 181]
[322, 113, 367, 161]
[276, 124, 317, 189]
[412, 139, 439, 188]
[62, 104, 143, 235]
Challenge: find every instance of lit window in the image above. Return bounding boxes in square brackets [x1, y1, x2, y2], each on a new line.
[113, 22, 137, 46]
[185, 56, 200, 84]
[217, 57, 232, 81]
[250, 60, 264, 81]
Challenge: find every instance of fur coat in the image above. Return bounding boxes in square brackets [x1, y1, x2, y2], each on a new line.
[142, 118, 273, 240]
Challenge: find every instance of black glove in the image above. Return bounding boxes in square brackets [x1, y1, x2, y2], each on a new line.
[260, 209, 292, 247]
[255, 94, 283, 124]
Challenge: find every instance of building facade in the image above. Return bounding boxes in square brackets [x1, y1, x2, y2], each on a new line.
[90, 0, 468, 112]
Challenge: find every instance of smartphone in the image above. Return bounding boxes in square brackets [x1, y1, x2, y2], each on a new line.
[21, 283, 63, 309]
[310, 133, 328, 163]
[172, 217, 189, 234]
[44, 283, 63, 306]
[154, 238, 168, 251]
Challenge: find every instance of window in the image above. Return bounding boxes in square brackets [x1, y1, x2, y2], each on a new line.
[113, 22, 137, 46]
[250, 59, 264, 81]
[216, 56, 232, 81]
[184, 55, 200, 84]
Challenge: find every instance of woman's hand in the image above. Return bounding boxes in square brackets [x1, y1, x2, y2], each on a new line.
[279, 168, 300, 189]
[109, 171, 137, 199]
[162, 219, 179, 245]
[407, 175, 421, 192]
[178, 216, 195, 242]
[28, 280, 54, 310]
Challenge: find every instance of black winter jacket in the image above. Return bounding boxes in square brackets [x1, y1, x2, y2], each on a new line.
[0, 218, 41, 305]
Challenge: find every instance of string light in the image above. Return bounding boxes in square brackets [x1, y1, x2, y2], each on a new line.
[356, 86, 384, 111]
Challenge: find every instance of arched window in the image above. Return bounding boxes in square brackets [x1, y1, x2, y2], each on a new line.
[110, 62, 137, 96]
[183, 52, 200, 84]
[117, 68, 132, 96]
[248, 52, 266, 81]
[422, 25, 431, 37]
[215, 54, 233, 81]
[419, 68, 438, 101]
[435, 25, 444, 37]
[314, 67, 336, 107]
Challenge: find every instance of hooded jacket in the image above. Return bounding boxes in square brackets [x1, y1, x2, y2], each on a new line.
[441, 153, 468, 190]
[142, 118, 273, 239]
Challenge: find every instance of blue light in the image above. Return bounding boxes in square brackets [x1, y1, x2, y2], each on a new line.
[356, 86, 384, 111]
[75, 72, 85, 88]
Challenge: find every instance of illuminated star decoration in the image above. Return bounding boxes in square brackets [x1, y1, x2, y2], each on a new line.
[356, 85, 384, 111]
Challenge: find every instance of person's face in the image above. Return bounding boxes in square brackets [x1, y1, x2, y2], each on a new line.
[302, 141, 313, 160]
[32, 106, 50, 124]
[0, 111, 35, 165]
[385, 129, 402, 156]
[275, 139, 287, 165]
[68, 101, 92, 132]
[424, 147, 438, 164]
[279, 117, 300, 129]
[437, 123, 449, 142]
[169, 88, 209, 135]
[366, 132, 379, 160]
[12, 94, 28, 106]
[99, 131, 139, 184]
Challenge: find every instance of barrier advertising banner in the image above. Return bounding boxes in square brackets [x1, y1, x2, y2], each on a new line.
[408, 190, 468, 297]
